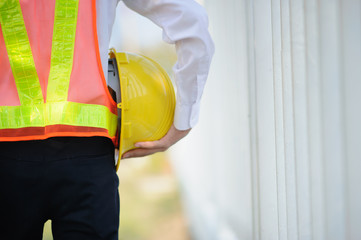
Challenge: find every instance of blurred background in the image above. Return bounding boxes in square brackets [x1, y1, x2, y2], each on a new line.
[45, 0, 361, 239]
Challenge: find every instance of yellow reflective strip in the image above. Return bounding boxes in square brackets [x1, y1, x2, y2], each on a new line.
[0, 0, 43, 105]
[0, 104, 45, 128]
[45, 102, 117, 136]
[46, 0, 79, 102]
[0, 102, 117, 137]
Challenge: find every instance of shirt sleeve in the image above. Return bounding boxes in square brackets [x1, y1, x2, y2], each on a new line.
[122, 0, 215, 130]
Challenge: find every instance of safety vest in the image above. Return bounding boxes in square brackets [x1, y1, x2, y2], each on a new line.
[0, 0, 118, 143]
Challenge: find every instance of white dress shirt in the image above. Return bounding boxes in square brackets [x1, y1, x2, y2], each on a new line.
[96, 0, 214, 130]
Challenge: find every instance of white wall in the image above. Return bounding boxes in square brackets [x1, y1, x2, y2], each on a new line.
[171, 0, 361, 239]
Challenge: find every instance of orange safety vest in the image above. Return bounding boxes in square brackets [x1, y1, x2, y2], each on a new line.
[0, 0, 118, 143]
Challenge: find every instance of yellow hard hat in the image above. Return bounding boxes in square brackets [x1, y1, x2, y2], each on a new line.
[108, 50, 176, 169]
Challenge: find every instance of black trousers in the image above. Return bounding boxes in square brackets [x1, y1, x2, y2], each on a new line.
[0, 137, 119, 240]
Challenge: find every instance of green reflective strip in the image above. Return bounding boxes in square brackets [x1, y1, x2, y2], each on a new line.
[0, 0, 43, 105]
[0, 102, 117, 137]
[47, 0, 79, 102]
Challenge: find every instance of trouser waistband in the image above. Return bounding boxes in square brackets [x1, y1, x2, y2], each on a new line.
[0, 137, 114, 161]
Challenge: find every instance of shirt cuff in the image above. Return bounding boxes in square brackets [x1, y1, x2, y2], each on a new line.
[173, 101, 201, 130]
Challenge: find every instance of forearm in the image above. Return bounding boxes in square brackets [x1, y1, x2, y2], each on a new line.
[122, 0, 215, 130]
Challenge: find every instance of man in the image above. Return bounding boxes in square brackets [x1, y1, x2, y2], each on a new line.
[0, 0, 214, 239]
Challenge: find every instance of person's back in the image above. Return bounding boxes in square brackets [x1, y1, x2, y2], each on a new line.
[0, 0, 214, 239]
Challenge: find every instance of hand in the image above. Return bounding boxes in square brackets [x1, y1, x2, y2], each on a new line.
[121, 124, 191, 159]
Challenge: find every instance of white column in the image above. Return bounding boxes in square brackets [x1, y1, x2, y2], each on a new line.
[171, 0, 361, 239]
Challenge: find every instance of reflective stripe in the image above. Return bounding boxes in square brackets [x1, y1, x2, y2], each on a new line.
[0, 102, 117, 137]
[47, 0, 79, 102]
[0, 0, 44, 105]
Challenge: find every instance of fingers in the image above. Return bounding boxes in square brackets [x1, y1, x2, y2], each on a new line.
[122, 147, 165, 159]
[121, 124, 192, 159]
[135, 125, 190, 149]
[134, 140, 168, 149]
[122, 139, 169, 159]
